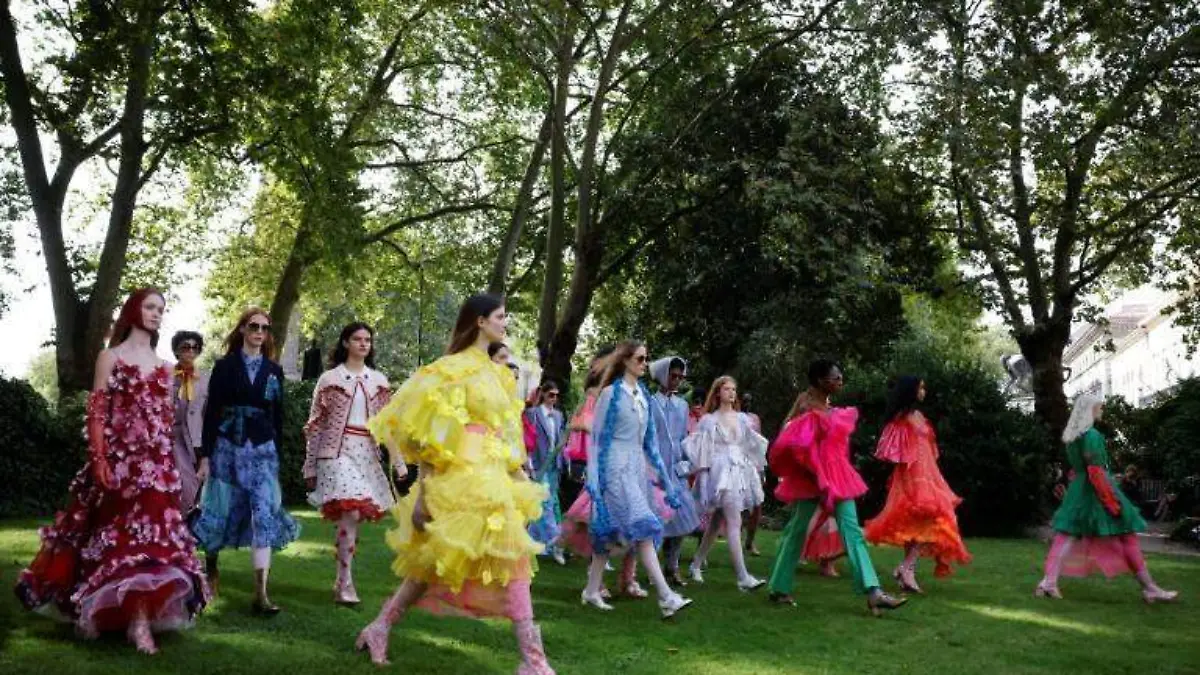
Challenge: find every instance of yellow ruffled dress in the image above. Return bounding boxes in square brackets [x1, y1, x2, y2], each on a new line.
[367, 346, 547, 618]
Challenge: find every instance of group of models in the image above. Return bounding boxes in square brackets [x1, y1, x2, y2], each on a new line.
[12, 289, 1178, 670]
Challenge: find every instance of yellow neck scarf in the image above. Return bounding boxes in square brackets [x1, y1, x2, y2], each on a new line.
[175, 364, 196, 402]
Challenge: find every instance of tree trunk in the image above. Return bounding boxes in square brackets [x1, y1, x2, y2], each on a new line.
[1015, 318, 1072, 443]
[269, 220, 314, 363]
[80, 2, 161, 390]
[542, 223, 606, 387]
[536, 15, 575, 352]
[488, 111, 552, 295]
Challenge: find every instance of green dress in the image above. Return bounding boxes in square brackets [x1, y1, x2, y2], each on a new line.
[1050, 428, 1145, 537]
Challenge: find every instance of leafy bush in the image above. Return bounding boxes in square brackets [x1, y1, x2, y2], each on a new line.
[279, 379, 317, 505]
[1102, 378, 1200, 516]
[0, 376, 319, 516]
[0, 378, 87, 516]
[842, 331, 1055, 537]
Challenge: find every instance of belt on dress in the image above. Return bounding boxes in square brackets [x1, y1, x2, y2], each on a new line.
[344, 425, 371, 437]
[219, 405, 267, 446]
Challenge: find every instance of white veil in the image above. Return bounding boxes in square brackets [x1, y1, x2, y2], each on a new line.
[1062, 393, 1103, 444]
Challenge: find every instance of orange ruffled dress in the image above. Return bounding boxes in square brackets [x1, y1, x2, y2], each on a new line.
[863, 411, 971, 577]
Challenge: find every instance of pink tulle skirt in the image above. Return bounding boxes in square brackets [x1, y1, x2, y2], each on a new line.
[1060, 534, 1144, 579]
[802, 510, 844, 562]
[560, 487, 673, 557]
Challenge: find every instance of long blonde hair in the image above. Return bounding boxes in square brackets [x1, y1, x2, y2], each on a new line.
[1062, 393, 1103, 444]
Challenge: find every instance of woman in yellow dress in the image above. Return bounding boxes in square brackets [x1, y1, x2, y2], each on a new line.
[355, 294, 554, 673]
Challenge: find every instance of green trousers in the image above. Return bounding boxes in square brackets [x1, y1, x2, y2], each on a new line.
[767, 499, 880, 596]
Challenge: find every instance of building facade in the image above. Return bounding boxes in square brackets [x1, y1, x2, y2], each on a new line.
[1063, 287, 1198, 407]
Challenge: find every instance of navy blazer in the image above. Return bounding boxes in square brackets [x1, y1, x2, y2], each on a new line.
[200, 352, 285, 458]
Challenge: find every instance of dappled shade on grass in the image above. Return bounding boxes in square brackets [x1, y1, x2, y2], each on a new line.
[2, 512, 1198, 674]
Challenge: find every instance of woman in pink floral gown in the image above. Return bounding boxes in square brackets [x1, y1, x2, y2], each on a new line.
[15, 289, 207, 654]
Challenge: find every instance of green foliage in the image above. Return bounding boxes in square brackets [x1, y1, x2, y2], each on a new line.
[1102, 378, 1200, 514]
[847, 330, 1056, 537]
[594, 48, 945, 430]
[277, 378, 317, 506]
[24, 349, 58, 405]
[0, 378, 86, 516]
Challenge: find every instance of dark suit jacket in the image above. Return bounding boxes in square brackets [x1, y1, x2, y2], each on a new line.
[201, 352, 285, 458]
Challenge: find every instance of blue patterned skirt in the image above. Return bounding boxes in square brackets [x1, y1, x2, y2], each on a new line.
[527, 465, 562, 552]
[191, 437, 300, 551]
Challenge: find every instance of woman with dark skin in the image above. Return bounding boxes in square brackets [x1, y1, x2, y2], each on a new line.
[766, 360, 906, 616]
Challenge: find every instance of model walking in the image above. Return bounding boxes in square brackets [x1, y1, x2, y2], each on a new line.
[303, 322, 399, 606]
[581, 341, 692, 618]
[15, 289, 207, 653]
[356, 294, 554, 673]
[863, 376, 971, 591]
[525, 380, 566, 564]
[649, 356, 702, 587]
[170, 330, 208, 514]
[1034, 394, 1177, 603]
[766, 360, 906, 615]
[191, 308, 300, 614]
[686, 377, 767, 591]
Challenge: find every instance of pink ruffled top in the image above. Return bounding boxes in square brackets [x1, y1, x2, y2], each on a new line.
[768, 407, 866, 506]
[874, 411, 937, 464]
[563, 393, 597, 462]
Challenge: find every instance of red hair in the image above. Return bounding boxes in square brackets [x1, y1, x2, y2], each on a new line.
[224, 307, 277, 360]
[704, 376, 741, 413]
[109, 288, 165, 348]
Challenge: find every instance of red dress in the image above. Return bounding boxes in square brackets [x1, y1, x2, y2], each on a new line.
[863, 411, 971, 577]
[15, 360, 208, 636]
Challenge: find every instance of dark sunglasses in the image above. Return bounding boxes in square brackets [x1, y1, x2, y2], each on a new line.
[177, 342, 200, 352]
[633, 355, 648, 364]
[246, 322, 271, 333]
[545, 392, 560, 399]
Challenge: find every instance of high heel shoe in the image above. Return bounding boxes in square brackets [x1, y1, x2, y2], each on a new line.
[659, 592, 693, 619]
[622, 581, 649, 599]
[1033, 581, 1063, 600]
[688, 564, 704, 584]
[768, 591, 796, 606]
[893, 567, 922, 594]
[581, 590, 614, 611]
[334, 579, 361, 606]
[867, 589, 907, 617]
[1143, 587, 1178, 604]
[737, 576, 767, 593]
[356, 621, 391, 666]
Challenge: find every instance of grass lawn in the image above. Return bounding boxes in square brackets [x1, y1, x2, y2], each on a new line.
[1, 511, 1198, 674]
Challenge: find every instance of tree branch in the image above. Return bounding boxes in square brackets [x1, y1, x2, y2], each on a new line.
[363, 202, 503, 243]
[364, 136, 523, 170]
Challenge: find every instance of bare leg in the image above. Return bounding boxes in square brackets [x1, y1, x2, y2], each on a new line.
[895, 542, 921, 592]
[126, 602, 158, 655]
